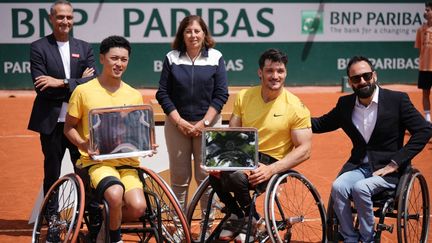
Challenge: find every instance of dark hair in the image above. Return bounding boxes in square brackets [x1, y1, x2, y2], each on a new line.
[346, 56, 374, 76]
[258, 48, 288, 69]
[426, 2, 432, 8]
[172, 15, 215, 52]
[50, 0, 72, 15]
[100, 35, 131, 56]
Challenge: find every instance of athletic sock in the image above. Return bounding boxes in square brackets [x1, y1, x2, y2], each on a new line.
[109, 228, 121, 243]
[425, 110, 431, 122]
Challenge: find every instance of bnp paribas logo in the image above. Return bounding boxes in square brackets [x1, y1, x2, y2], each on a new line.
[301, 10, 323, 34]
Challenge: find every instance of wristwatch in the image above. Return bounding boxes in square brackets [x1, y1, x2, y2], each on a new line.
[203, 119, 210, 127]
[63, 79, 69, 87]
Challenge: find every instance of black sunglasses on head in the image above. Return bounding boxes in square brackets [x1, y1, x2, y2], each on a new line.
[349, 71, 373, 84]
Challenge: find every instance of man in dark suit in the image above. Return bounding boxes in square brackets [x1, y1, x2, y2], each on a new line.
[312, 56, 432, 242]
[28, 0, 97, 198]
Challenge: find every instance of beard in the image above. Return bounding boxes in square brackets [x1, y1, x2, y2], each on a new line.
[352, 82, 376, 99]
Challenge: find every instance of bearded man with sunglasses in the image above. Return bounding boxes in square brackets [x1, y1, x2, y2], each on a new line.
[312, 56, 432, 243]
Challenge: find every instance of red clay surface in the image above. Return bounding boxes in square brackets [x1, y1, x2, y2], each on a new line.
[0, 84, 430, 242]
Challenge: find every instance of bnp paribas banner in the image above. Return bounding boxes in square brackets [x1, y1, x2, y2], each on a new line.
[0, 1, 425, 89]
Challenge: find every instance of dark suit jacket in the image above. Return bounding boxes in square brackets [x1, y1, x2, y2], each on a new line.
[28, 34, 97, 135]
[312, 87, 432, 185]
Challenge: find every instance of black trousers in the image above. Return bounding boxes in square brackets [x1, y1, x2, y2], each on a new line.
[40, 122, 80, 195]
[208, 153, 277, 217]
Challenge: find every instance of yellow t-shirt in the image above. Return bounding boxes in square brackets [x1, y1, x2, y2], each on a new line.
[415, 24, 432, 71]
[232, 86, 311, 160]
[68, 78, 144, 167]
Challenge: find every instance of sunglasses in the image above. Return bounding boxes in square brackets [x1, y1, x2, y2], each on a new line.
[349, 72, 374, 84]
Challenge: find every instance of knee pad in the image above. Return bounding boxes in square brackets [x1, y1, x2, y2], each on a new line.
[95, 176, 125, 202]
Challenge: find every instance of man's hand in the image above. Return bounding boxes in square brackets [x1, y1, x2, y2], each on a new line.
[249, 163, 274, 187]
[34, 75, 63, 91]
[79, 140, 98, 157]
[82, 67, 95, 78]
[373, 161, 399, 177]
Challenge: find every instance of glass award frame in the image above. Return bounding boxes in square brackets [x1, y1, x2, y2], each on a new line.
[201, 127, 258, 171]
[88, 104, 155, 161]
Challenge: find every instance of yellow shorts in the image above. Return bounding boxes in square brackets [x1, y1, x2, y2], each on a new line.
[88, 164, 143, 193]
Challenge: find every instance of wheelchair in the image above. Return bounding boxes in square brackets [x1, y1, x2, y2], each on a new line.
[32, 165, 191, 243]
[31, 173, 85, 243]
[186, 170, 327, 243]
[326, 166, 430, 243]
[32, 105, 192, 242]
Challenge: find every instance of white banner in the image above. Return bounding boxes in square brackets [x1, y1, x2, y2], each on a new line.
[0, 3, 423, 43]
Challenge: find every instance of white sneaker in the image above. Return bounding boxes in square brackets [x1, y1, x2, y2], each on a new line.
[219, 214, 243, 240]
[235, 217, 265, 243]
[235, 233, 254, 243]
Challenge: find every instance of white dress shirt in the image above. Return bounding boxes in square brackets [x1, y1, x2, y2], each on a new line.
[57, 41, 71, 122]
[352, 86, 379, 162]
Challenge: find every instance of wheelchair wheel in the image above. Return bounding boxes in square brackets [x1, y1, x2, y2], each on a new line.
[264, 171, 326, 243]
[325, 196, 340, 242]
[32, 173, 85, 243]
[397, 169, 430, 243]
[138, 167, 191, 243]
[186, 176, 226, 242]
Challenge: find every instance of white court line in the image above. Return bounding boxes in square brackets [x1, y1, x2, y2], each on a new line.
[0, 135, 37, 138]
[0, 229, 33, 232]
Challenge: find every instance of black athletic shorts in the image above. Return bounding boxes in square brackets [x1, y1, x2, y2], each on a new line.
[418, 71, 432, 89]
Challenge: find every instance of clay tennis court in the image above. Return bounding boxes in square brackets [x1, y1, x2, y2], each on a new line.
[0, 84, 430, 242]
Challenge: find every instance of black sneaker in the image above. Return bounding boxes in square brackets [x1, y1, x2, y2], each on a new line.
[46, 215, 61, 243]
[87, 202, 103, 241]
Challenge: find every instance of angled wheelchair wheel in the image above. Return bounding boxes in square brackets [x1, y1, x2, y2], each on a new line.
[325, 196, 340, 242]
[264, 171, 327, 243]
[32, 173, 85, 243]
[397, 169, 430, 243]
[138, 167, 191, 243]
[186, 176, 226, 243]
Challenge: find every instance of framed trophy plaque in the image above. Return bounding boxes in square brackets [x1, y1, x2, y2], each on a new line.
[88, 105, 155, 160]
[201, 127, 258, 171]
